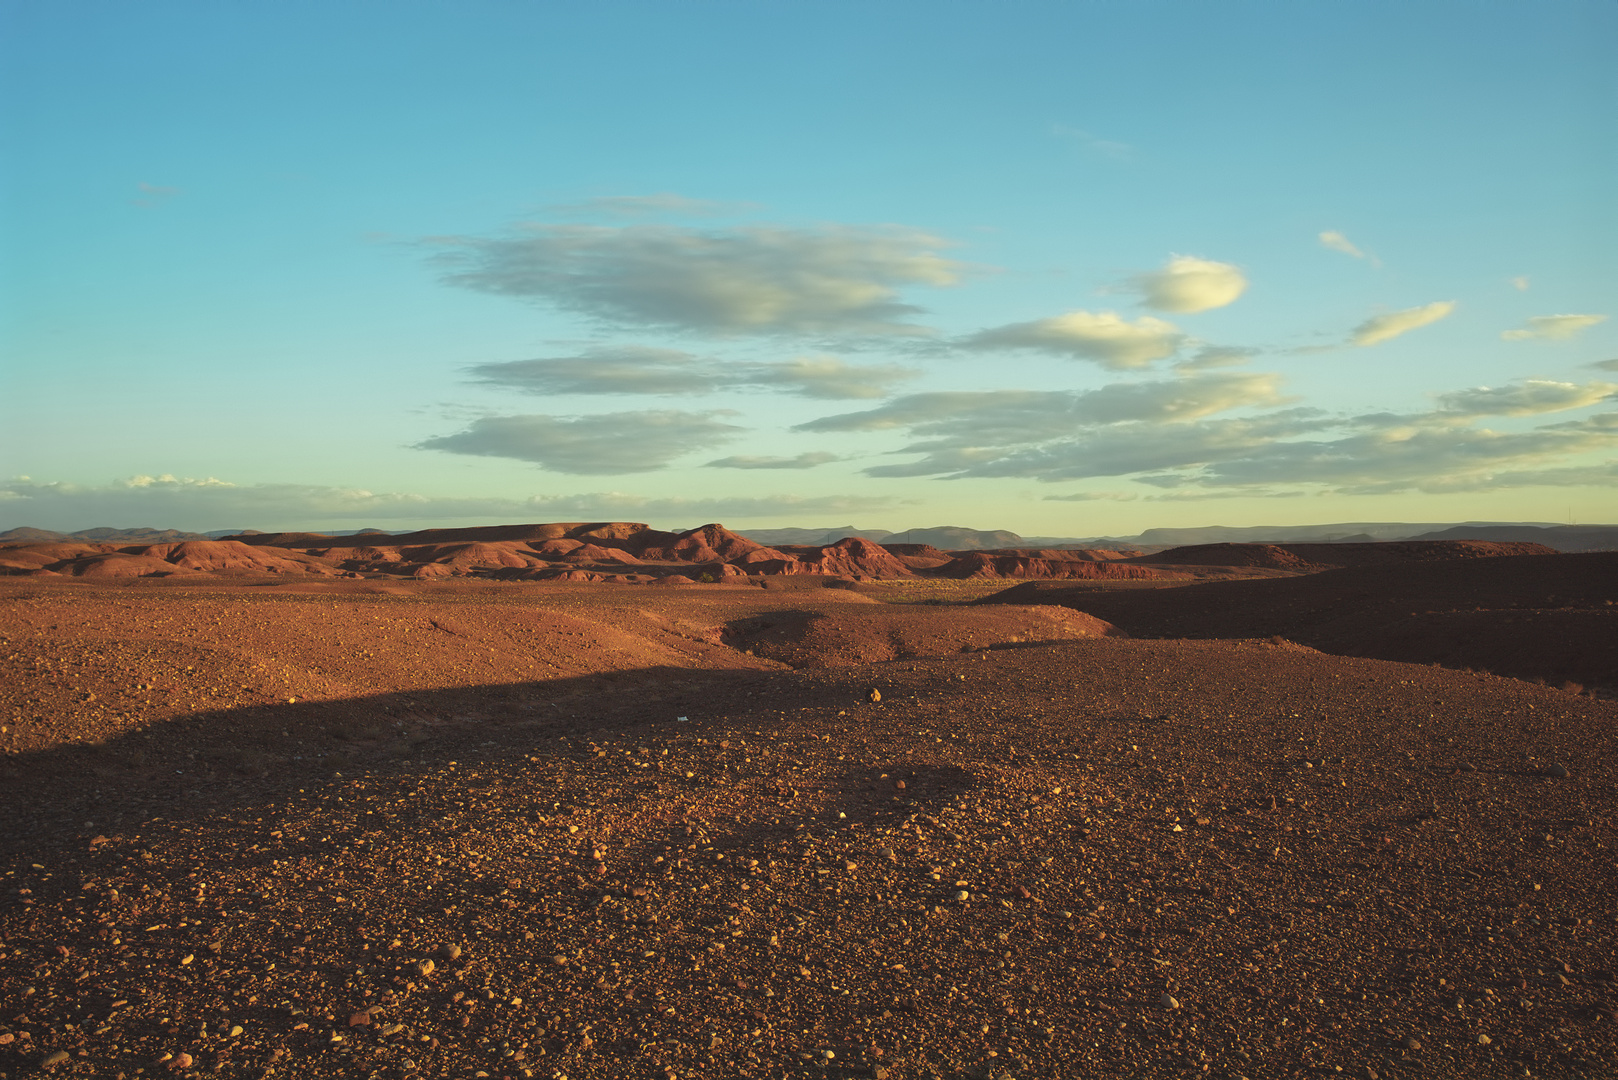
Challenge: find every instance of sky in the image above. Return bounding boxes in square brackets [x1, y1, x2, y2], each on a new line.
[2, 1, 1615, 537]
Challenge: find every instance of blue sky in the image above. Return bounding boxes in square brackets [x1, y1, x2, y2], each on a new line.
[3, 1, 1615, 536]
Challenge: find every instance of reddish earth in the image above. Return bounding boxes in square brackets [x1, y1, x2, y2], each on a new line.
[0, 540, 1613, 1080]
[0, 524, 1192, 585]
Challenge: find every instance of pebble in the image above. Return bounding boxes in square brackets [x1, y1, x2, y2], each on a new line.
[171, 1052, 194, 1069]
[414, 959, 435, 977]
[1477, 1034, 1492, 1046]
[867, 688, 881, 703]
[1161, 993, 1180, 1010]
[40, 1050, 69, 1067]
[954, 890, 971, 902]
[1401, 1036, 1420, 1050]
[877, 847, 896, 861]
[439, 943, 462, 961]
[1544, 763, 1569, 778]
[552, 954, 568, 966]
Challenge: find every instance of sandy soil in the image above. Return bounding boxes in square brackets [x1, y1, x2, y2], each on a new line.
[0, 570, 1614, 1080]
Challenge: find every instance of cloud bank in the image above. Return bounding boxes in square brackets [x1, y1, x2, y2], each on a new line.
[0, 476, 898, 533]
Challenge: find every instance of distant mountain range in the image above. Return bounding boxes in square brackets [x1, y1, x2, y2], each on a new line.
[4, 520, 1615, 552]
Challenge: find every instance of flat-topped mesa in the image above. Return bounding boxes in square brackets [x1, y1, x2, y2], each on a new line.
[1136, 539, 1558, 571]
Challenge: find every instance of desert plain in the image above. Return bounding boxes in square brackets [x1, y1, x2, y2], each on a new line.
[0, 523, 1614, 1080]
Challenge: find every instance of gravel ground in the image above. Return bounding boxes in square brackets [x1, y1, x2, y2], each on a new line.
[1, 581, 1614, 1080]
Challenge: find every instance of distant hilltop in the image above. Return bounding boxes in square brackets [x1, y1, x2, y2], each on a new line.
[2, 520, 1614, 553]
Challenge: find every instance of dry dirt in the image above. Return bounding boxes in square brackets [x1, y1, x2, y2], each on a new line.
[0, 565, 1614, 1080]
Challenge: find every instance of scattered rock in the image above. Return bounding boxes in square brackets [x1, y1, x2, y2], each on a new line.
[40, 1050, 69, 1068]
[439, 943, 462, 961]
[868, 688, 882, 703]
[1544, 763, 1570, 778]
[1477, 1034, 1492, 1046]
[1161, 993, 1180, 1010]
[413, 958, 435, 977]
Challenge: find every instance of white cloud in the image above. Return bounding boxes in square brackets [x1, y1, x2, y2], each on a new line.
[0, 477, 900, 533]
[1134, 255, 1248, 313]
[432, 223, 962, 335]
[1511, 276, 1531, 291]
[1319, 230, 1368, 259]
[1500, 313, 1608, 341]
[1349, 301, 1456, 347]
[965, 310, 1184, 368]
[416, 410, 743, 474]
[704, 452, 841, 470]
[469, 348, 919, 400]
[1436, 379, 1616, 417]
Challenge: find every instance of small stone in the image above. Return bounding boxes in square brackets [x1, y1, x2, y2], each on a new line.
[41, 1050, 69, 1068]
[1477, 1034, 1492, 1046]
[170, 1052, 194, 1070]
[867, 689, 881, 703]
[1161, 993, 1180, 1010]
[1363, 1068, 1379, 1080]
[229, 1025, 243, 1037]
[413, 959, 435, 977]
[1401, 1036, 1421, 1050]
[552, 954, 568, 966]
[348, 1011, 372, 1027]
[179, 953, 194, 966]
[1544, 763, 1569, 778]
[843, 860, 859, 871]
[439, 943, 462, 961]
[877, 847, 896, 861]
[954, 890, 971, 902]
[1557, 973, 1572, 986]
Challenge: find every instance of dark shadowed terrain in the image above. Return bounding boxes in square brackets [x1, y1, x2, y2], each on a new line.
[0, 538, 1613, 1080]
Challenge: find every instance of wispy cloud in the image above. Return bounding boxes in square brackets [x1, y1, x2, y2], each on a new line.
[964, 310, 1184, 368]
[1318, 230, 1376, 263]
[431, 223, 963, 335]
[469, 348, 919, 400]
[133, 182, 180, 208]
[416, 410, 743, 473]
[1500, 313, 1608, 342]
[1051, 124, 1134, 161]
[1511, 276, 1531, 291]
[0, 476, 899, 532]
[704, 452, 841, 470]
[1349, 301, 1455, 347]
[1133, 255, 1248, 314]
